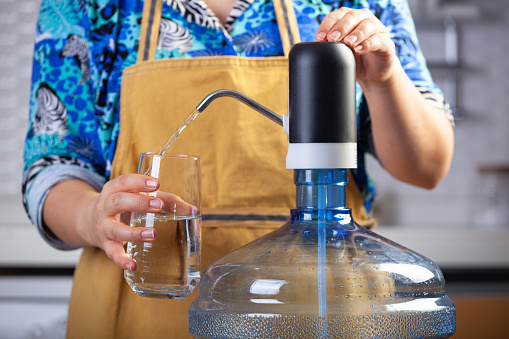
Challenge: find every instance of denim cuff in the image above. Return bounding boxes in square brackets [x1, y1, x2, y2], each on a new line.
[26, 164, 104, 250]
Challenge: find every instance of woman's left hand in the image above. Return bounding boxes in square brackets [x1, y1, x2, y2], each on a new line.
[315, 7, 396, 85]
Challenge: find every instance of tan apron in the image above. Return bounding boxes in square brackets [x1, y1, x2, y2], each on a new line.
[67, 1, 375, 338]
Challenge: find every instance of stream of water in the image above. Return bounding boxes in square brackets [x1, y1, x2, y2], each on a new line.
[157, 109, 201, 156]
[317, 169, 328, 335]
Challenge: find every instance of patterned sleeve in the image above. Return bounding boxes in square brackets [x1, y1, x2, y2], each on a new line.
[22, 0, 117, 249]
[382, 0, 454, 127]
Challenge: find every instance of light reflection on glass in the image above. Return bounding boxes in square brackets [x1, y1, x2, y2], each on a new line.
[249, 279, 287, 295]
[386, 298, 445, 311]
[250, 299, 284, 304]
[332, 213, 351, 225]
[379, 263, 435, 283]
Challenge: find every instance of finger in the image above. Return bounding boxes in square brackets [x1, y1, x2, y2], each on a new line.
[343, 17, 388, 50]
[104, 240, 137, 271]
[104, 219, 158, 243]
[343, 17, 380, 48]
[104, 191, 163, 216]
[326, 8, 373, 43]
[157, 191, 197, 215]
[315, 7, 350, 41]
[102, 174, 160, 196]
[351, 32, 394, 55]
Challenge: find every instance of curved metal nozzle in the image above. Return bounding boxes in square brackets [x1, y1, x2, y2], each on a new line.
[196, 89, 283, 126]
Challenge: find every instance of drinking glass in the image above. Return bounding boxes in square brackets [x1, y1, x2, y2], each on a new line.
[125, 152, 201, 299]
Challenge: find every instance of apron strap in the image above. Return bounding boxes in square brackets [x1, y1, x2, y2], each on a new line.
[137, 0, 163, 63]
[137, 0, 301, 62]
[273, 0, 301, 56]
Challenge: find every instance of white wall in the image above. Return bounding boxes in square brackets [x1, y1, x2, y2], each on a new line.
[370, 0, 509, 229]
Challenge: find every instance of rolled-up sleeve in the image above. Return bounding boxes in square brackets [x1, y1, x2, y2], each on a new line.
[23, 158, 104, 250]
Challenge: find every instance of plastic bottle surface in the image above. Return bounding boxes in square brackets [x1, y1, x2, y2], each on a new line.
[188, 169, 456, 338]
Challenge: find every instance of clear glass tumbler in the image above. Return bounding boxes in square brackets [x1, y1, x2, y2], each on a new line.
[125, 152, 201, 299]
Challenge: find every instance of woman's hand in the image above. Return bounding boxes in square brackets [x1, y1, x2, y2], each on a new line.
[80, 174, 165, 272]
[44, 174, 198, 272]
[44, 175, 163, 271]
[315, 7, 397, 85]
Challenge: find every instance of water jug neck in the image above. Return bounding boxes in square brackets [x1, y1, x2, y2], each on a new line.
[294, 168, 348, 212]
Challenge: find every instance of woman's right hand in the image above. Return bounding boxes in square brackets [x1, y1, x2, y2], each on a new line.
[79, 174, 164, 272]
[44, 174, 164, 272]
[45, 174, 196, 271]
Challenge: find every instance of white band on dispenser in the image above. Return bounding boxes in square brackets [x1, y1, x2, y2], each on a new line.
[286, 142, 357, 169]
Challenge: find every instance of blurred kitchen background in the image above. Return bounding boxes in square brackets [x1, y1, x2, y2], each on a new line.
[0, 0, 508, 338]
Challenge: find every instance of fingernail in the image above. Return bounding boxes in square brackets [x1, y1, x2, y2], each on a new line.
[146, 179, 158, 188]
[126, 263, 136, 272]
[141, 229, 155, 239]
[149, 199, 162, 209]
[329, 31, 341, 41]
[315, 32, 326, 41]
[354, 45, 363, 53]
[344, 35, 358, 45]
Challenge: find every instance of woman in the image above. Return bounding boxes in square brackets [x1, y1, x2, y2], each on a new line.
[23, 0, 454, 337]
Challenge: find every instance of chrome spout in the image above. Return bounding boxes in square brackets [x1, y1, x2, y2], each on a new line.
[196, 89, 283, 126]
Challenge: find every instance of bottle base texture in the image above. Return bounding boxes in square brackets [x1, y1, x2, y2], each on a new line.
[189, 307, 456, 339]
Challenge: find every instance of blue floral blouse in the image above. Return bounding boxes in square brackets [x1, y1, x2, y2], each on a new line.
[23, 0, 452, 249]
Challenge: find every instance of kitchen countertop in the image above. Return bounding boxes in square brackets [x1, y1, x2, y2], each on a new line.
[376, 226, 509, 269]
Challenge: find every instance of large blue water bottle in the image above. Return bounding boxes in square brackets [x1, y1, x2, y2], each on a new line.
[188, 42, 456, 338]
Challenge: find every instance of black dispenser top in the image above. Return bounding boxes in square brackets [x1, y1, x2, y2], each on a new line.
[286, 42, 357, 169]
[289, 42, 356, 144]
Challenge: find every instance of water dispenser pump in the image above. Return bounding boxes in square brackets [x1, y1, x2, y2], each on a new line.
[188, 42, 456, 339]
[286, 42, 357, 170]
